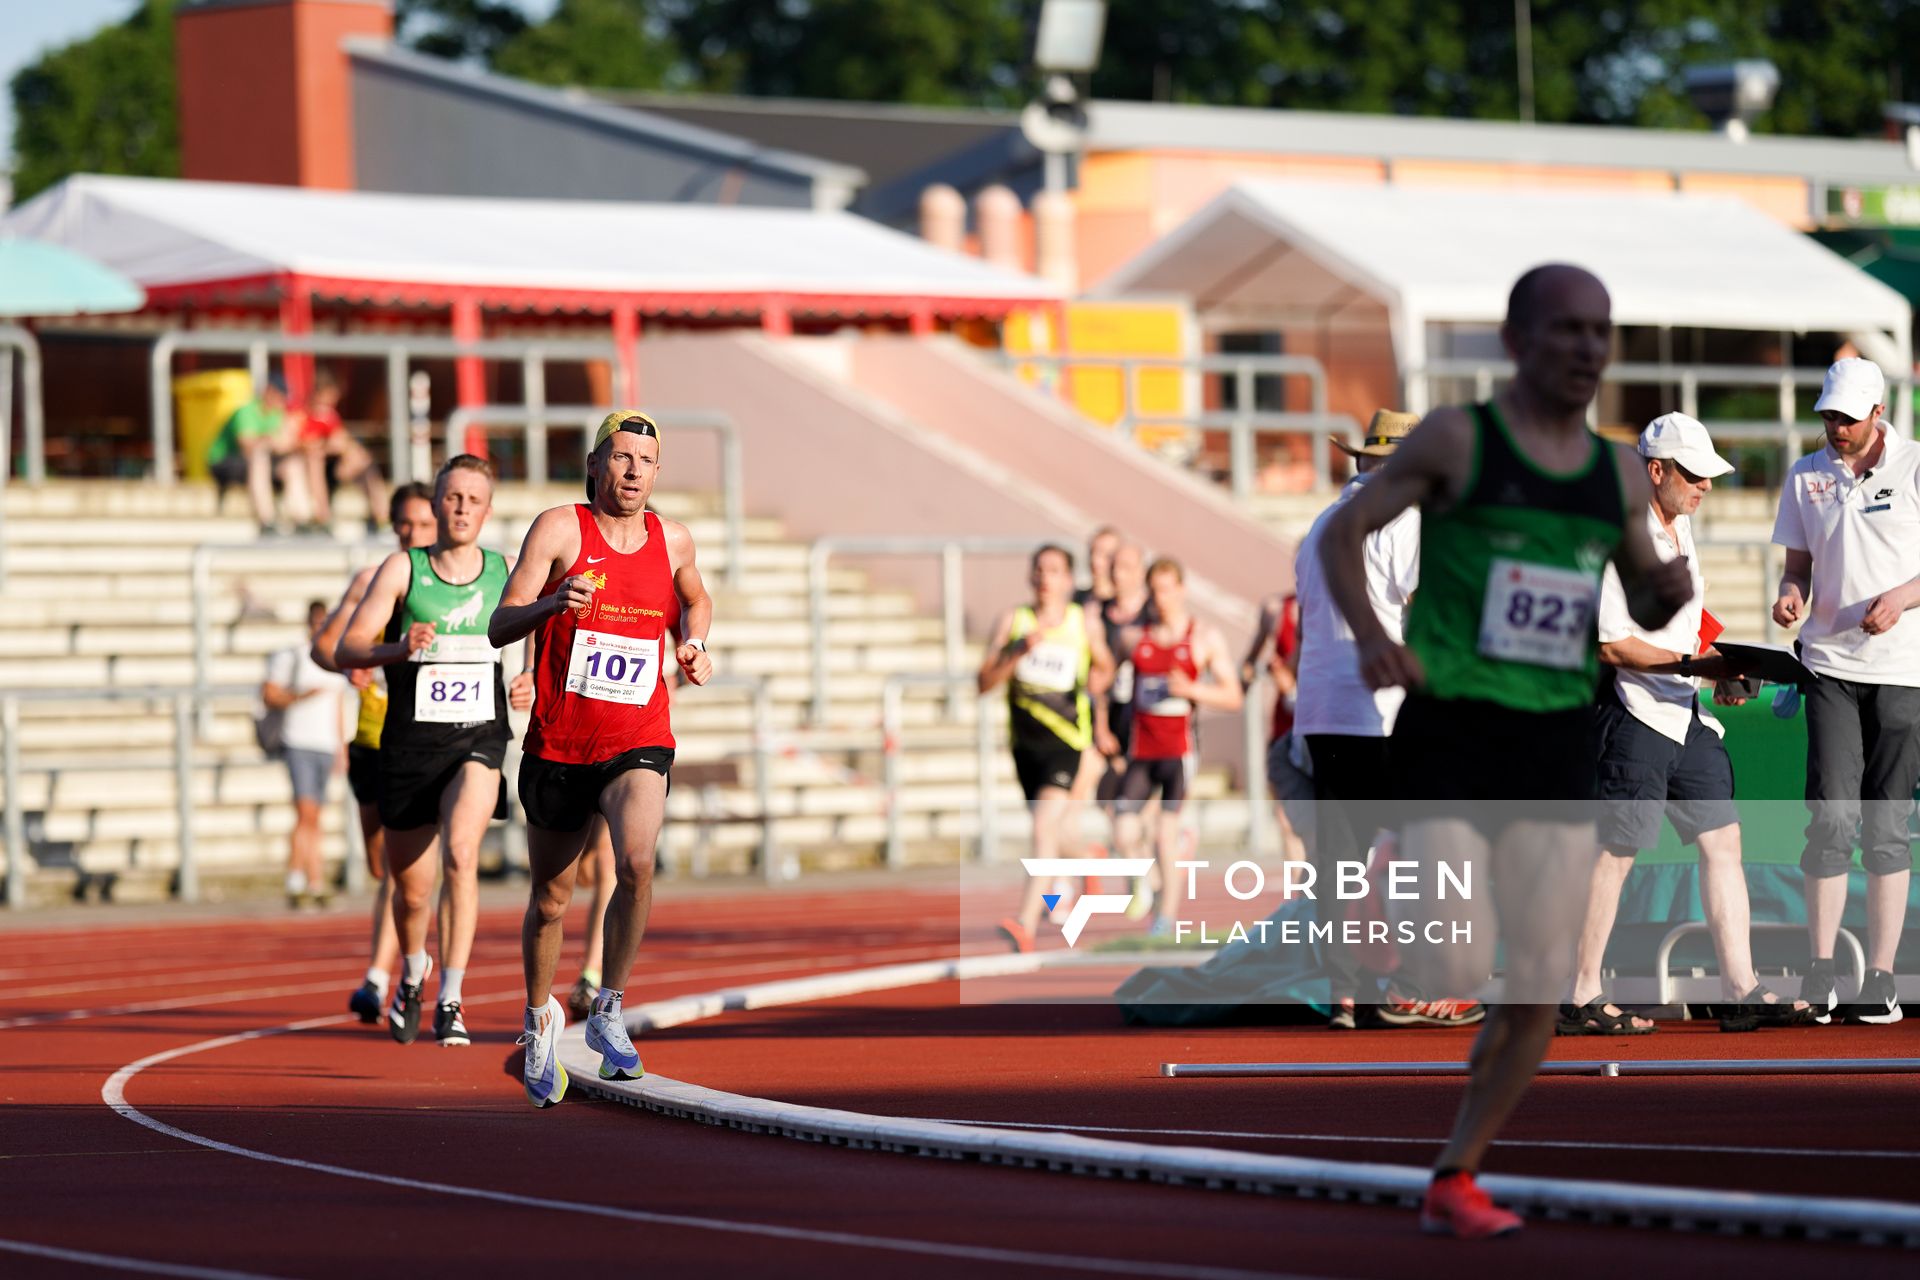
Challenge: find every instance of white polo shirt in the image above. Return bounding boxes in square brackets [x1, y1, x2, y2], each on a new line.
[1771, 428, 1920, 686]
[1292, 473, 1421, 738]
[1597, 505, 1720, 744]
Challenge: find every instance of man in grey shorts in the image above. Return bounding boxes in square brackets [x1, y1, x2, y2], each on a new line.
[1773, 358, 1920, 1026]
[263, 601, 348, 909]
[1567, 414, 1811, 1034]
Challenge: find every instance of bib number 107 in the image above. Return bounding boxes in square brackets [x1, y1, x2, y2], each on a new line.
[580, 649, 650, 685]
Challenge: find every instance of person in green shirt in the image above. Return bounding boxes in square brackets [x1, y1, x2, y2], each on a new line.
[1319, 264, 1693, 1239]
[208, 374, 302, 535]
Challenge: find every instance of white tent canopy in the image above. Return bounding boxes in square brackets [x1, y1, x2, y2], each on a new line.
[1098, 180, 1912, 414]
[0, 174, 1058, 306]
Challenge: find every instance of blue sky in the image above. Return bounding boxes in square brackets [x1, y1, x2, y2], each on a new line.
[0, 0, 559, 167]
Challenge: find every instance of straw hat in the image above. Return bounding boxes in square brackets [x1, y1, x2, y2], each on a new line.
[1333, 409, 1419, 458]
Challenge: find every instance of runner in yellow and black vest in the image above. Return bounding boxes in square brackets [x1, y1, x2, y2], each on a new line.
[1316, 266, 1693, 1240]
[977, 544, 1116, 953]
[309, 483, 437, 1028]
[335, 457, 534, 1051]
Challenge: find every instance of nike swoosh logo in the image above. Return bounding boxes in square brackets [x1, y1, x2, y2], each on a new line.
[586, 555, 607, 564]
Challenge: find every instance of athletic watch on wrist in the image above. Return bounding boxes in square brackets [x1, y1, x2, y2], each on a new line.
[685, 638, 707, 653]
[1678, 652, 1694, 677]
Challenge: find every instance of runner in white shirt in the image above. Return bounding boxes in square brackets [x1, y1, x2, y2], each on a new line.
[1772, 358, 1920, 1026]
[1568, 414, 1812, 1035]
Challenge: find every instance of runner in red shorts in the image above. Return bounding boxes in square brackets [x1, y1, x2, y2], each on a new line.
[489, 411, 714, 1107]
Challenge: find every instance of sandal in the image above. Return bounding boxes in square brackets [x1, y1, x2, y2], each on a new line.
[1556, 998, 1656, 1036]
[1719, 984, 1816, 1033]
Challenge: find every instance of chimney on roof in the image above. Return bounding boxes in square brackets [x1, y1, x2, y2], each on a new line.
[176, 0, 393, 188]
[1684, 60, 1779, 144]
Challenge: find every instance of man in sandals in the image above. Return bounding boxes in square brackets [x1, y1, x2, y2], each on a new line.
[1565, 414, 1812, 1036]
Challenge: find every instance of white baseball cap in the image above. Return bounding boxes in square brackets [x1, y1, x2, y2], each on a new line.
[1814, 357, 1886, 420]
[1639, 412, 1733, 478]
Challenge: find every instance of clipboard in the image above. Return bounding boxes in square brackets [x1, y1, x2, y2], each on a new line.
[1711, 641, 1817, 686]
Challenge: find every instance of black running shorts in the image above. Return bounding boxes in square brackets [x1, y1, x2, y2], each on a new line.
[378, 740, 508, 832]
[1390, 694, 1596, 835]
[519, 747, 675, 833]
[1115, 755, 1188, 814]
[1011, 741, 1080, 806]
[347, 745, 381, 807]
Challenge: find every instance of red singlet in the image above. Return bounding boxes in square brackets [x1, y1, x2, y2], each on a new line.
[525, 506, 681, 764]
[1270, 595, 1300, 743]
[1130, 619, 1198, 760]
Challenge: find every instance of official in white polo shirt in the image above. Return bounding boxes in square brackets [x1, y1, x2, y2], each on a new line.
[1566, 414, 1812, 1036]
[1772, 357, 1917, 1026]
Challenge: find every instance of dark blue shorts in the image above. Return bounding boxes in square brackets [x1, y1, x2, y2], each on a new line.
[1594, 697, 1739, 854]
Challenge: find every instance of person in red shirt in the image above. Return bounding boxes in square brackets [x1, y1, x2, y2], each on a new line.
[1114, 559, 1243, 934]
[489, 411, 714, 1106]
[1242, 593, 1308, 861]
[292, 374, 388, 535]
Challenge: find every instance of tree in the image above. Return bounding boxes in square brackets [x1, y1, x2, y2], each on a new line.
[9, 0, 179, 204]
[661, 0, 1031, 106]
[395, 0, 531, 64]
[492, 0, 679, 91]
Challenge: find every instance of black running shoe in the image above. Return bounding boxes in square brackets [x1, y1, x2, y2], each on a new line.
[1840, 969, 1904, 1026]
[389, 959, 430, 1045]
[566, 977, 597, 1024]
[434, 1001, 470, 1047]
[349, 981, 384, 1025]
[1801, 968, 1838, 1026]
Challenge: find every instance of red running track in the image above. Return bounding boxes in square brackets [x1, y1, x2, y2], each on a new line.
[1, 878, 1915, 1280]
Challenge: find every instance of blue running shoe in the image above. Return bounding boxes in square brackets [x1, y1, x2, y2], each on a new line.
[585, 1010, 643, 1081]
[518, 997, 568, 1108]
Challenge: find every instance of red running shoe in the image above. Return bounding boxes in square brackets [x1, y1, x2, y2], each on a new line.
[1374, 989, 1486, 1027]
[996, 918, 1035, 954]
[1420, 1171, 1522, 1239]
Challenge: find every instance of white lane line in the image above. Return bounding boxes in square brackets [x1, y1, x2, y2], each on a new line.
[2, 941, 951, 1030]
[100, 994, 1307, 1280]
[0, 1238, 289, 1280]
[908, 1119, 1920, 1161]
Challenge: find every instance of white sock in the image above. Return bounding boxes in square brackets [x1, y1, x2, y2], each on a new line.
[439, 968, 464, 1006]
[525, 1004, 547, 1032]
[403, 951, 429, 986]
[287, 870, 308, 894]
[364, 966, 389, 993]
[594, 988, 624, 1019]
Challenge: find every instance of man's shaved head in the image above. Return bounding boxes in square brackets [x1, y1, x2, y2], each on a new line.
[1506, 263, 1609, 334]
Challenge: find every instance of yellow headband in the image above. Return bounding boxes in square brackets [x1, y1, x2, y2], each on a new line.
[593, 410, 660, 453]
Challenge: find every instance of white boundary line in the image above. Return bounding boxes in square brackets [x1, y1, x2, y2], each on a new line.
[0, 1238, 289, 1280]
[98, 992, 1310, 1280]
[565, 952, 1920, 1248]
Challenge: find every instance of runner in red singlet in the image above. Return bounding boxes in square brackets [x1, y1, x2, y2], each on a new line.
[1113, 558, 1241, 935]
[489, 411, 714, 1107]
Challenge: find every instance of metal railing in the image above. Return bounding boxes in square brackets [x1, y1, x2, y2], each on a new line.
[443, 405, 747, 588]
[880, 675, 1006, 868]
[2, 683, 259, 907]
[691, 675, 780, 884]
[998, 352, 1361, 495]
[1414, 359, 1913, 481]
[1654, 921, 1864, 1006]
[807, 535, 1045, 724]
[0, 326, 48, 594]
[149, 331, 631, 486]
[1, 672, 778, 906]
[190, 538, 391, 738]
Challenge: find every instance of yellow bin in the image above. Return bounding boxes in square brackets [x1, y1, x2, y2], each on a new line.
[172, 369, 255, 480]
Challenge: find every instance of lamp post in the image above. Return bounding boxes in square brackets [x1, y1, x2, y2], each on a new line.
[1022, 0, 1106, 197]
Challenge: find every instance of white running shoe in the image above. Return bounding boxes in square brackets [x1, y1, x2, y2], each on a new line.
[584, 1009, 644, 1080]
[518, 996, 568, 1108]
